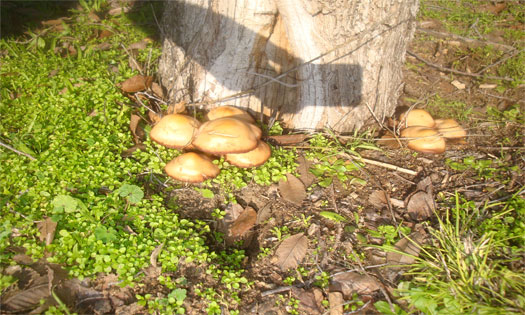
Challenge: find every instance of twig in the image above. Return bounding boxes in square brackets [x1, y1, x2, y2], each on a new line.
[360, 157, 417, 176]
[479, 90, 525, 104]
[416, 28, 516, 52]
[0, 140, 36, 161]
[134, 94, 157, 114]
[407, 50, 515, 82]
[476, 49, 524, 75]
[121, 43, 143, 75]
[246, 71, 299, 88]
[261, 286, 292, 297]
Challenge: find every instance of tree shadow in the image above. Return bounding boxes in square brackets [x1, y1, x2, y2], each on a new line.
[1, 1, 78, 38]
[155, 1, 364, 123]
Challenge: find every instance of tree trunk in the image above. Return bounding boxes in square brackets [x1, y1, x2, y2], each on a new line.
[158, 0, 419, 132]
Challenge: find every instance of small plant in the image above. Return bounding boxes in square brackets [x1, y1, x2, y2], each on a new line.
[388, 192, 525, 314]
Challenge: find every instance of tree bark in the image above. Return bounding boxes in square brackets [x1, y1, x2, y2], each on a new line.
[159, 0, 419, 132]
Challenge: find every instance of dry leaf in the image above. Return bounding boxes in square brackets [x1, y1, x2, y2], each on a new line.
[129, 114, 142, 143]
[150, 243, 164, 268]
[406, 191, 435, 221]
[387, 231, 425, 267]
[330, 272, 381, 298]
[368, 190, 388, 208]
[3, 283, 49, 312]
[328, 291, 344, 315]
[120, 75, 153, 93]
[377, 131, 401, 149]
[167, 101, 187, 114]
[128, 40, 148, 51]
[274, 233, 308, 271]
[229, 207, 257, 237]
[296, 154, 315, 187]
[36, 217, 57, 246]
[121, 143, 147, 158]
[278, 174, 306, 205]
[255, 204, 272, 225]
[41, 19, 63, 26]
[291, 287, 322, 314]
[98, 29, 113, 39]
[267, 134, 307, 145]
[150, 82, 164, 99]
[148, 111, 162, 124]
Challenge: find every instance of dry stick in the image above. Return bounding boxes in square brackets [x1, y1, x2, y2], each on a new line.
[121, 43, 143, 75]
[360, 157, 417, 176]
[0, 140, 36, 161]
[407, 50, 515, 82]
[476, 48, 524, 75]
[416, 27, 516, 52]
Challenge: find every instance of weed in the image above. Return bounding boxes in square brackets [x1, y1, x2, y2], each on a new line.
[384, 192, 525, 314]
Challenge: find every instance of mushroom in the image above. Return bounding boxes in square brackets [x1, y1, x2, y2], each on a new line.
[205, 106, 255, 124]
[164, 152, 220, 183]
[225, 141, 272, 168]
[401, 126, 446, 154]
[399, 109, 435, 128]
[435, 119, 466, 139]
[192, 117, 259, 154]
[149, 114, 201, 149]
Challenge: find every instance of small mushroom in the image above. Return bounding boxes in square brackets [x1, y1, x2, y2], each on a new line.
[192, 117, 259, 154]
[226, 141, 272, 168]
[401, 126, 445, 154]
[164, 152, 220, 183]
[435, 119, 467, 139]
[399, 109, 435, 128]
[205, 105, 255, 124]
[149, 114, 200, 149]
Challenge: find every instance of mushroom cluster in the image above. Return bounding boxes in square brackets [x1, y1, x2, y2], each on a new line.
[149, 106, 271, 183]
[398, 108, 466, 154]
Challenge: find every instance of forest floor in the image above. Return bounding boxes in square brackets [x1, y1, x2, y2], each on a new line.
[0, 1, 523, 315]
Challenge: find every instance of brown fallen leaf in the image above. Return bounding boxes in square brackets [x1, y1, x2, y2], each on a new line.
[229, 207, 257, 237]
[128, 40, 148, 51]
[36, 217, 57, 246]
[329, 272, 381, 298]
[278, 174, 306, 205]
[368, 190, 388, 208]
[150, 243, 164, 268]
[129, 114, 142, 143]
[274, 233, 308, 271]
[406, 191, 435, 221]
[98, 29, 113, 39]
[386, 230, 425, 267]
[377, 131, 401, 148]
[291, 287, 322, 314]
[2, 282, 49, 313]
[267, 134, 307, 145]
[167, 101, 187, 114]
[296, 154, 316, 188]
[120, 75, 153, 93]
[328, 291, 344, 315]
[41, 19, 63, 26]
[150, 82, 165, 99]
[121, 143, 147, 158]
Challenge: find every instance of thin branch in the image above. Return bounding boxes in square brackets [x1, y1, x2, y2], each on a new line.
[407, 50, 515, 82]
[416, 27, 516, 52]
[359, 156, 417, 176]
[0, 140, 36, 161]
[246, 71, 299, 88]
[476, 48, 524, 75]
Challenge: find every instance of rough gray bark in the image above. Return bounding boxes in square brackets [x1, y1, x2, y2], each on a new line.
[159, 0, 419, 132]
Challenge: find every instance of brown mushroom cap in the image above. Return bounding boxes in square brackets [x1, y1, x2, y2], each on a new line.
[164, 152, 220, 183]
[192, 117, 259, 154]
[400, 109, 435, 128]
[205, 106, 255, 124]
[435, 119, 467, 139]
[401, 126, 446, 154]
[149, 114, 201, 149]
[225, 141, 272, 168]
